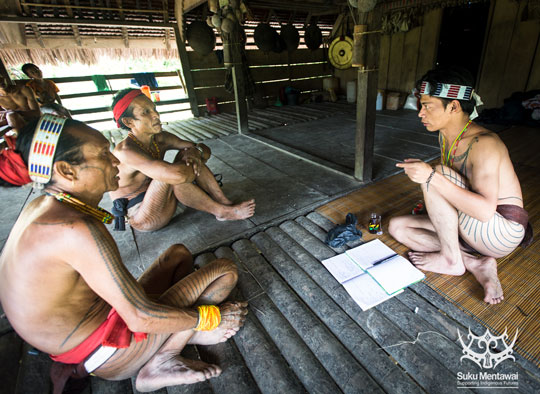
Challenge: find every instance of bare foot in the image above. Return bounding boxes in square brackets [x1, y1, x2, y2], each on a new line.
[408, 251, 466, 275]
[135, 353, 221, 392]
[216, 199, 255, 221]
[188, 326, 241, 345]
[463, 254, 503, 304]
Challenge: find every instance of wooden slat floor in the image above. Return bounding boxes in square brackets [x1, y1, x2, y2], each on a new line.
[100, 101, 356, 149]
[2, 108, 539, 393]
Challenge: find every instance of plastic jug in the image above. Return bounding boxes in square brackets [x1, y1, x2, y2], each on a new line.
[376, 90, 384, 110]
[347, 81, 356, 104]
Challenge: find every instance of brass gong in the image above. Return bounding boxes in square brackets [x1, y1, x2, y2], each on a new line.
[328, 36, 354, 70]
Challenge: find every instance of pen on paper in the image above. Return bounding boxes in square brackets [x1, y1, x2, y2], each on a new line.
[371, 253, 399, 266]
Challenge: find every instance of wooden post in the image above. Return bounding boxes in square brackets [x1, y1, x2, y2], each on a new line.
[232, 64, 248, 133]
[173, 25, 200, 117]
[354, 8, 381, 182]
[223, 23, 249, 134]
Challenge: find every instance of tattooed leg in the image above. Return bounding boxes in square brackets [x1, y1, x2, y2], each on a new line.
[458, 202, 524, 304]
[138, 244, 195, 298]
[128, 179, 177, 232]
[94, 258, 243, 388]
[408, 164, 466, 275]
[193, 164, 233, 205]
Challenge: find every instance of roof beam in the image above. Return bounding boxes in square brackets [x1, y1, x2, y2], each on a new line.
[19, 2, 167, 14]
[63, 0, 82, 46]
[115, 0, 130, 48]
[163, 0, 170, 50]
[31, 24, 45, 48]
[0, 15, 175, 29]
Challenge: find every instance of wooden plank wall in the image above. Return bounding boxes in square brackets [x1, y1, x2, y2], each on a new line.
[478, 0, 540, 107]
[188, 49, 331, 114]
[378, 1, 540, 108]
[378, 9, 443, 95]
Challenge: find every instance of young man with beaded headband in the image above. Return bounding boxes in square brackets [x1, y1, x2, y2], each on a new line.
[110, 88, 255, 232]
[389, 66, 532, 305]
[0, 114, 248, 392]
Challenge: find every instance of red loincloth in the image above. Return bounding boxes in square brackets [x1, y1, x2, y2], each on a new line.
[50, 308, 147, 364]
[496, 204, 533, 247]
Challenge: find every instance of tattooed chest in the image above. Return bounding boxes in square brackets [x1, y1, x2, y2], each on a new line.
[451, 136, 479, 177]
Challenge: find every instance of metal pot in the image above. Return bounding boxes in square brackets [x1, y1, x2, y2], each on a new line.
[304, 23, 322, 50]
[254, 23, 278, 52]
[186, 21, 216, 55]
[280, 24, 300, 52]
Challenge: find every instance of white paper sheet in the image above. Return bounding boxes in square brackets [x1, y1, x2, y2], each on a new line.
[345, 239, 396, 270]
[368, 255, 425, 295]
[321, 254, 365, 283]
[342, 274, 403, 311]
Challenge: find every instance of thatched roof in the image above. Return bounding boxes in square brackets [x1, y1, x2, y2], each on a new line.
[0, 0, 495, 66]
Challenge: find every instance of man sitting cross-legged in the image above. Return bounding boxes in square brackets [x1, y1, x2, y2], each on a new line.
[110, 88, 255, 231]
[389, 66, 532, 305]
[0, 115, 248, 393]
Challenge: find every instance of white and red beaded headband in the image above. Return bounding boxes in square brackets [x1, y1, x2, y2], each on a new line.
[28, 114, 67, 186]
[419, 81, 474, 101]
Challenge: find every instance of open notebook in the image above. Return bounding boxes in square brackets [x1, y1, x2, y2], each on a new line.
[322, 239, 425, 311]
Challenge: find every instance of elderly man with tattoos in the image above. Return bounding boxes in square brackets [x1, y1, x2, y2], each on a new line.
[109, 88, 255, 232]
[389, 66, 532, 305]
[0, 115, 248, 393]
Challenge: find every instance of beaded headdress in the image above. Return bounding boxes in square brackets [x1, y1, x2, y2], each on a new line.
[28, 114, 67, 187]
[419, 81, 473, 101]
[419, 81, 483, 119]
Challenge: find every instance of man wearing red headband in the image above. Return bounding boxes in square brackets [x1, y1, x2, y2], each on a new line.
[389, 66, 532, 305]
[0, 116, 248, 392]
[110, 88, 255, 231]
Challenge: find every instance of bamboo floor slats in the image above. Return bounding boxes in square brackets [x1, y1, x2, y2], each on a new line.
[316, 126, 540, 368]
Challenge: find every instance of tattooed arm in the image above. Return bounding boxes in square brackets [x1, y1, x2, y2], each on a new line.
[65, 218, 199, 333]
[157, 132, 211, 162]
[114, 139, 196, 185]
[429, 135, 501, 221]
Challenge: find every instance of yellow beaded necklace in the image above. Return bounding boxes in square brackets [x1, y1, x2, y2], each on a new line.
[49, 192, 114, 224]
[127, 133, 160, 159]
[440, 119, 472, 167]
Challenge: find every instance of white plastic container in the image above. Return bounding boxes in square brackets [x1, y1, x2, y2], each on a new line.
[346, 80, 356, 103]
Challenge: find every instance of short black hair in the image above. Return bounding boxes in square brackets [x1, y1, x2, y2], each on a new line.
[21, 63, 38, 77]
[16, 118, 86, 185]
[111, 88, 138, 130]
[416, 66, 477, 115]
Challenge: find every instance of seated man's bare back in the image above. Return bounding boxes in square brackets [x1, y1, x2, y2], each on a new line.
[109, 89, 255, 232]
[0, 116, 248, 392]
[0, 77, 41, 132]
[389, 66, 532, 305]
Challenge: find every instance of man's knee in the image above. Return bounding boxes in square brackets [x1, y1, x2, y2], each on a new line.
[166, 244, 191, 259]
[211, 258, 238, 284]
[388, 216, 407, 240]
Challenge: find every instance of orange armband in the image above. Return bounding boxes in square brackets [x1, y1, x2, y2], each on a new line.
[194, 305, 221, 331]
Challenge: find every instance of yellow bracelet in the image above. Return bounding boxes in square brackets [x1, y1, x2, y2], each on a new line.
[194, 305, 221, 331]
